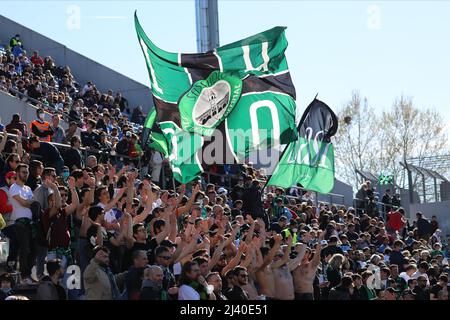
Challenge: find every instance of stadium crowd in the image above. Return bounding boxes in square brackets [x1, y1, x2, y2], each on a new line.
[0, 33, 147, 128]
[0, 33, 449, 301]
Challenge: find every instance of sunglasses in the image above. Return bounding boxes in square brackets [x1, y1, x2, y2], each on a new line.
[60, 194, 68, 197]
[12, 160, 20, 163]
[158, 256, 171, 260]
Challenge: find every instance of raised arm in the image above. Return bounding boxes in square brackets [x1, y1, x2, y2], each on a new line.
[221, 241, 246, 276]
[103, 187, 126, 213]
[208, 236, 227, 271]
[311, 231, 324, 268]
[256, 218, 267, 245]
[177, 183, 200, 216]
[271, 235, 293, 269]
[258, 234, 282, 271]
[154, 206, 173, 245]
[168, 210, 178, 242]
[244, 214, 256, 245]
[288, 243, 307, 272]
[64, 177, 79, 215]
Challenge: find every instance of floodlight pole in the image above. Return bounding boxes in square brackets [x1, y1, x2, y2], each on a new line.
[195, 0, 220, 52]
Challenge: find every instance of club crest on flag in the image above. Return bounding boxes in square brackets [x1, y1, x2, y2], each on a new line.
[179, 71, 242, 136]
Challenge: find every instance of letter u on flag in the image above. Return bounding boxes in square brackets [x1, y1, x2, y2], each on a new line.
[267, 98, 338, 194]
[135, 12, 298, 183]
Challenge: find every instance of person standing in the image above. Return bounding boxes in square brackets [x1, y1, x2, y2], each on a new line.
[0, 171, 18, 272]
[84, 246, 121, 300]
[9, 164, 36, 284]
[225, 266, 250, 300]
[416, 212, 432, 241]
[36, 259, 66, 300]
[381, 189, 392, 214]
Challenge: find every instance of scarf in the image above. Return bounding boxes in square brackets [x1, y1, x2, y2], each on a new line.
[188, 281, 208, 300]
[101, 265, 120, 300]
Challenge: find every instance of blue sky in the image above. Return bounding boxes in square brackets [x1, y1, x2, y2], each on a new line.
[1, 0, 449, 128]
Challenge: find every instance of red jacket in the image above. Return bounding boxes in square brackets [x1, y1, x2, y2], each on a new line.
[0, 189, 13, 214]
[31, 55, 44, 65]
[387, 211, 405, 231]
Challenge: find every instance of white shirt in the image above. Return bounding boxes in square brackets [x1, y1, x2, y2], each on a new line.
[178, 284, 200, 300]
[9, 183, 33, 221]
[98, 202, 117, 234]
[411, 271, 430, 286]
[399, 272, 411, 283]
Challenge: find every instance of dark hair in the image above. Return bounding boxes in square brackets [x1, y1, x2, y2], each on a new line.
[29, 160, 43, 177]
[4, 140, 16, 154]
[341, 276, 353, 288]
[193, 257, 208, 266]
[42, 167, 56, 178]
[179, 261, 200, 285]
[132, 223, 144, 236]
[418, 261, 429, 271]
[0, 272, 13, 284]
[6, 153, 19, 165]
[153, 219, 166, 234]
[95, 186, 108, 203]
[15, 163, 28, 173]
[79, 188, 91, 201]
[88, 206, 104, 221]
[71, 169, 83, 180]
[154, 246, 170, 259]
[46, 259, 62, 276]
[232, 266, 247, 277]
[70, 135, 80, 147]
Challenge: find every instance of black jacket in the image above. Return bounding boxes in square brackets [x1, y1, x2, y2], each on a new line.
[328, 285, 351, 300]
[417, 218, 431, 239]
[32, 142, 63, 167]
[64, 147, 84, 170]
[140, 280, 167, 300]
[241, 184, 264, 219]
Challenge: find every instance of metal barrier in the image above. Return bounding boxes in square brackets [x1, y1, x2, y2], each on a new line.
[352, 197, 399, 221]
[280, 186, 345, 208]
[4, 132, 144, 171]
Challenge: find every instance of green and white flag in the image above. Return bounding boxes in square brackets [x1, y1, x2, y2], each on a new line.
[267, 98, 338, 193]
[135, 12, 298, 183]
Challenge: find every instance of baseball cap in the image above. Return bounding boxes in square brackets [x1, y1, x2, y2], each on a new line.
[217, 187, 228, 195]
[125, 131, 132, 137]
[320, 240, 328, 245]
